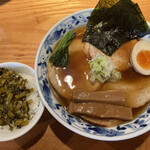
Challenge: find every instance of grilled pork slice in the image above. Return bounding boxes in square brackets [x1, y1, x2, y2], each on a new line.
[84, 40, 138, 71]
[47, 39, 101, 100]
[80, 115, 123, 127]
[69, 102, 133, 120]
[73, 90, 125, 106]
[101, 67, 150, 108]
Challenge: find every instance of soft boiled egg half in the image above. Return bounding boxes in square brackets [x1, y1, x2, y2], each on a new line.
[130, 40, 150, 75]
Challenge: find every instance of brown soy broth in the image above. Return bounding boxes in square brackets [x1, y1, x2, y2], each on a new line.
[74, 26, 86, 38]
[121, 67, 148, 84]
[63, 51, 90, 87]
[100, 67, 150, 118]
[132, 103, 149, 118]
[51, 26, 149, 126]
[52, 88, 68, 110]
[53, 26, 90, 108]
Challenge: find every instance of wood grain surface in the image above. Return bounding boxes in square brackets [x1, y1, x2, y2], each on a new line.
[0, 0, 150, 149]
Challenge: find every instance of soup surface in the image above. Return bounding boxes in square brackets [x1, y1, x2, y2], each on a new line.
[47, 26, 150, 126]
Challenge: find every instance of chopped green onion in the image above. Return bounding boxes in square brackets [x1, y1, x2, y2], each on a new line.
[89, 54, 122, 83]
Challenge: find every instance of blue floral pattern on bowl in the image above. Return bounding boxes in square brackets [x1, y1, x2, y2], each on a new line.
[35, 8, 150, 141]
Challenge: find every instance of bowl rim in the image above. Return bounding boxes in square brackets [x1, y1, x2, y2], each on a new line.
[35, 8, 150, 141]
[0, 62, 44, 142]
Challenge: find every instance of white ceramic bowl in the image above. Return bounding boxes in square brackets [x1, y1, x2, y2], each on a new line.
[35, 8, 150, 141]
[0, 62, 44, 141]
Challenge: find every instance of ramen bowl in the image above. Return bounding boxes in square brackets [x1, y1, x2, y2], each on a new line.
[35, 8, 150, 141]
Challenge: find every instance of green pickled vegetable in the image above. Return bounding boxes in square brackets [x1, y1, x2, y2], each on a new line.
[15, 91, 29, 99]
[7, 92, 13, 104]
[0, 68, 33, 130]
[83, 0, 150, 56]
[49, 30, 76, 67]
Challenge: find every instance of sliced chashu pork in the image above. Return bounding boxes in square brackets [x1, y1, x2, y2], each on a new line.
[100, 68, 150, 108]
[84, 40, 138, 71]
[47, 39, 101, 100]
[84, 40, 150, 108]
[80, 115, 123, 127]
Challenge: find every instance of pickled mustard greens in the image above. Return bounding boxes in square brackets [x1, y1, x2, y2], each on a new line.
[0, 68, 33, 130]
[83, 0, 150, 56]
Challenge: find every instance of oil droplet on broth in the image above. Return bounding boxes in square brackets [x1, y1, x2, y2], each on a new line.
[64, 75, 75, 89]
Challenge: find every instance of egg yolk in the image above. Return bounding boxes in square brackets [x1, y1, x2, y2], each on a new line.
[137, 50, 150, 70]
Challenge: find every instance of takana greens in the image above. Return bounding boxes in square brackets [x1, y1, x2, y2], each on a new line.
[0, 68, 33, 130]
[83, 0, 150, 56]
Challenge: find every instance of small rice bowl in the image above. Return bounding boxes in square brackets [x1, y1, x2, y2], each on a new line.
[0, 62, 44, 141]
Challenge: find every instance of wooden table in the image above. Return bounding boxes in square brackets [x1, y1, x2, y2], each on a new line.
[0, 0, 150, 149]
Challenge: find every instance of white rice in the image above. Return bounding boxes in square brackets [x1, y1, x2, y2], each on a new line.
[21, 73, 40, 118]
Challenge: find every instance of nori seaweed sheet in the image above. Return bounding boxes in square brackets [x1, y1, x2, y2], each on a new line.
[82, 0, 150, 56]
